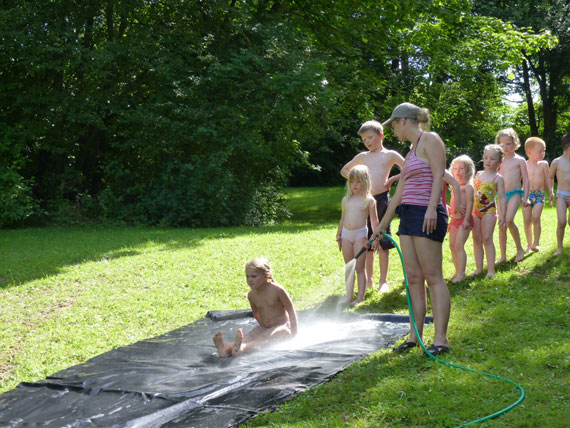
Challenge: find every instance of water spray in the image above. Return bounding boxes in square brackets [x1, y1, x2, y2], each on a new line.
[343, 237, 377, 304]
[380, 233, 525, 427]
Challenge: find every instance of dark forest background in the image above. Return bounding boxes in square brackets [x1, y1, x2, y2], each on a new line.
[1, 0, 568, 227]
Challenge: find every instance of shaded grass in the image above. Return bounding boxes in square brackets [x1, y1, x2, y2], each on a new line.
[1, 188, 569, 427]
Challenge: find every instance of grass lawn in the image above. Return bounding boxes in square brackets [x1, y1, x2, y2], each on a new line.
[1, 186, 568, 427]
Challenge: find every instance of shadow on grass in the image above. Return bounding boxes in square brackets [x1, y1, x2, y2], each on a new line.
[247, 248, 569, 427]
[0, 223, 334, 290]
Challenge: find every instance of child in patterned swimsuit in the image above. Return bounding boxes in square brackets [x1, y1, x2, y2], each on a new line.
[549, 133, 570, 256]
[522, 137, 553, 252]
[472, 144, 507, 277]
[448, 155, 475, 283]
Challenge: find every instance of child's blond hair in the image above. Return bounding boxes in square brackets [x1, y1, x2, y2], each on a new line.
[358, 120, 384, 136]
[524, 137, 546, 153]
[342, 165, 374, 210]
[246, 257, 274, 281]
[484, 144, 505, 162]
[495, 127, 521, 149]
[450, 155, 475, 183]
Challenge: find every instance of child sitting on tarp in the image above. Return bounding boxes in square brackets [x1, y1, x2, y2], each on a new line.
[213, 257, 298, 357]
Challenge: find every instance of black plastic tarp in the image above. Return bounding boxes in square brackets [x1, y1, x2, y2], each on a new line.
[0, 311, 427, 427]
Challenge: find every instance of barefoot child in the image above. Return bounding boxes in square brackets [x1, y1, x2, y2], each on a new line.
[341, 120, 404, 293]
[522, 137, 554, 252]
[496, 128, 530, 264]
[448, 155, 475, 283]
[549, 133, 570, 256]
[213, 258, 298, 357]
[472, 145, 506, 277]
[337, 165, 379, 305]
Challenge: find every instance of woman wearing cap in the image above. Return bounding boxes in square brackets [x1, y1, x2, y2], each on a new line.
[373, 102, 451, 356]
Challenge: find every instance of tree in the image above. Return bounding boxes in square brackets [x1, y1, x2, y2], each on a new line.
[0, 0, 331, 226]
[473, 0, 567, 152]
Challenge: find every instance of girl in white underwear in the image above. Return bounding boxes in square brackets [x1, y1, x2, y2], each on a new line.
[336, 165, 379, 305]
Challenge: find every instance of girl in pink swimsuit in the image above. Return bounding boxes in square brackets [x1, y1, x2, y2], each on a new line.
[448, 155, 475, 283]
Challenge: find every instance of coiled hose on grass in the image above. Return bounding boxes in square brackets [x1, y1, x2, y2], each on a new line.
[381, 233, 525, 427]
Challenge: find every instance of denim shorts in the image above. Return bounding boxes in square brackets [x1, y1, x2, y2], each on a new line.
[396, 204, 448, 243]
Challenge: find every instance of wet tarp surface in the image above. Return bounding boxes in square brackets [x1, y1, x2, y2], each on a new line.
[0, 311, 424, 427]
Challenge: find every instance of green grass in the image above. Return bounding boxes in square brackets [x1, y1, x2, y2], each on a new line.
[1, 187, 569, 427]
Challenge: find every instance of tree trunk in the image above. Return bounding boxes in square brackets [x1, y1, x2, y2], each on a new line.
[521, 59, 538, 136]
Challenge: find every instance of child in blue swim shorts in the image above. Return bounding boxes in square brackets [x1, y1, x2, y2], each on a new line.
[522, 137, 553, 252]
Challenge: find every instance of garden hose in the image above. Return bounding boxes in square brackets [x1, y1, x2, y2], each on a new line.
[380, 233, 525, 427]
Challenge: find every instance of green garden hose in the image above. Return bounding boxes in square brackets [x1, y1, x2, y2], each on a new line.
[381, 233, 525, 427]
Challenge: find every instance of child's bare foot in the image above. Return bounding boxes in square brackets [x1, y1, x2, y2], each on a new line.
[470, 270, 483, 277]
[232, 329, 244, 356]
[531, 245, 539, 252]
[496, 257, 506, 264]
[351, 298, 364, 307]
[366, 280, 373, 290]
[339, 296, 352, 304]
[451, 274, 466, 284]
[486, 271, 495, 278]
[213, 332, 230, 357]
[515, 250, 525, 263]
[378, 282, 390, 293]
[525, 247, 532, 254]
[554, 248, 562, 256]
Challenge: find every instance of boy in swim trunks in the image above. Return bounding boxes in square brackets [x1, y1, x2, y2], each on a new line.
[213, 258, 298, 357]
[522, 137, 553, 252]
[341, 120, 405, 293]
[496, 128, 530, 263]
[549, 133, 570, 256]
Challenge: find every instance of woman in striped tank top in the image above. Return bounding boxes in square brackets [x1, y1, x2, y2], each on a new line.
[373, 102, 451, 356]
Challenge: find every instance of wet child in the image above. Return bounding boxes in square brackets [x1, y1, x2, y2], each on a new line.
[337, 165, 379, 305]
[341, 120, 404, 293]
[213, 257, 298, 357]
[496, 128, 530, 263]
[448, 155, 475, 283]
[472, 145, 506, 277]
[549, 133, 570, 255]
[522, 137, 553, 252]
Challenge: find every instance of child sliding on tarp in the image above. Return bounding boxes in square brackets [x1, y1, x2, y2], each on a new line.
[213, 257, 298, 357]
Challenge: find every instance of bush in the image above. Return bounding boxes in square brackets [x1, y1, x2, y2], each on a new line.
[0, 171, 43, 227]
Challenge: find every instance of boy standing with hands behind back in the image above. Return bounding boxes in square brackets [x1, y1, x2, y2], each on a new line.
[496, 128, 530, 264]
[522, 137, 553, 252]
[341, 120, 404, 293]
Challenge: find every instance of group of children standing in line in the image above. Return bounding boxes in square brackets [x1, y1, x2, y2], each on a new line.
[338, 122, 570, 305]
[214, 110, 569, 358]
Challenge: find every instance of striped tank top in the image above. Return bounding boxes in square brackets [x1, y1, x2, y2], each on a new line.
[401, 132, 433, 206]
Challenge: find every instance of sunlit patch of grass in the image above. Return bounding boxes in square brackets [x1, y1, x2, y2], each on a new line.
[1, 191, 568, 427]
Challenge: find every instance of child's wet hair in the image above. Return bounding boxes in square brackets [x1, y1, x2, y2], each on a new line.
[495, 127, 521, 149]
[450, 155, 475, 182]
[245, 257, 274, 280]
[484, 144, 505, 161]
